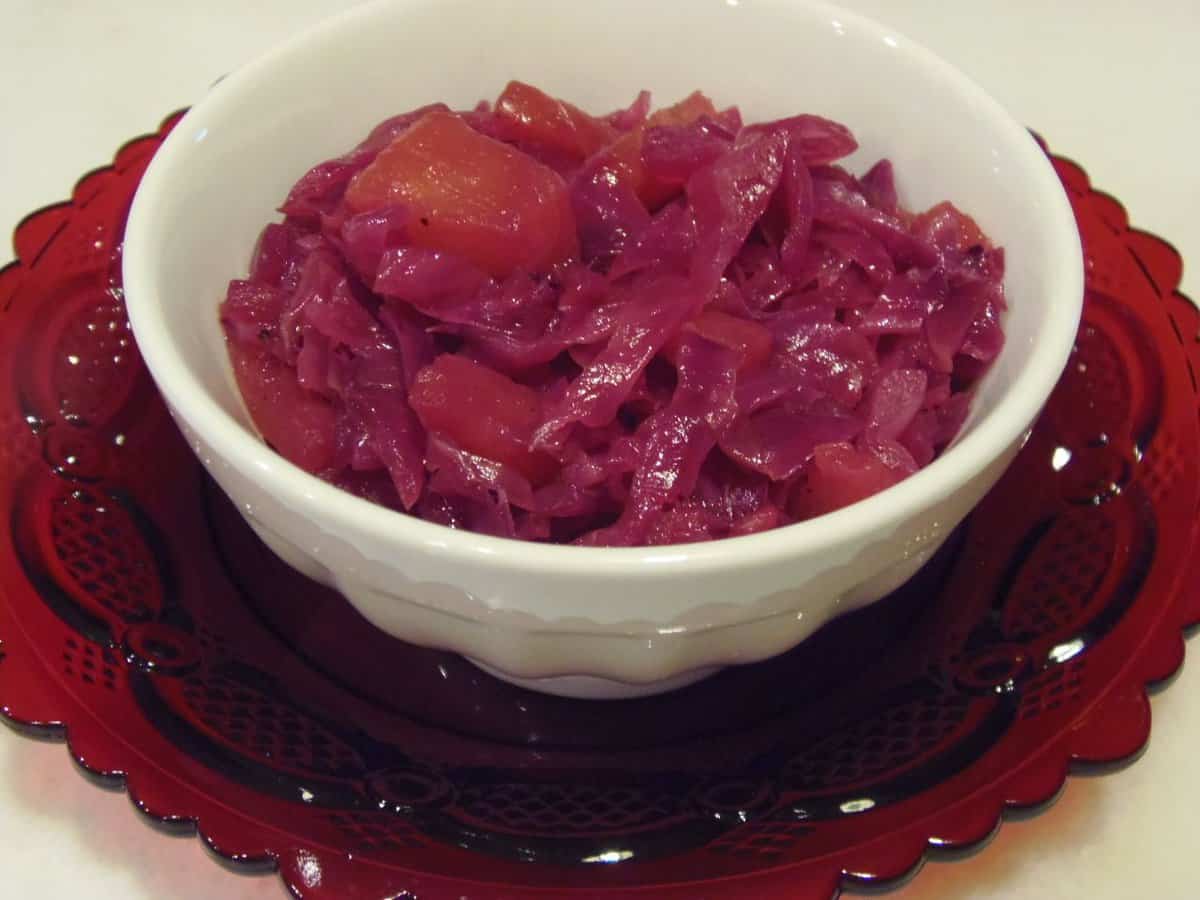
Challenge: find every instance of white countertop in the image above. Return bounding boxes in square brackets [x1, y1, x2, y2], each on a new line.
[2, 2, 1198, 897]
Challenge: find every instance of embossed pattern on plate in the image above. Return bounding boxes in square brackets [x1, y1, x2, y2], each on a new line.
[0, 117, 1197, 899]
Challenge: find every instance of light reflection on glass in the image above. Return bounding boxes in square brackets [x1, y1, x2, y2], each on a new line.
[1048, 637, 1086, 664]
[839, 797, 876, 814]
[297, 850, 323, 888]
[582, 849, 635, 864]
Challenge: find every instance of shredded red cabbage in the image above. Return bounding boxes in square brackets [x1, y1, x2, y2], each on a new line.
[221, 83, 1006, 545]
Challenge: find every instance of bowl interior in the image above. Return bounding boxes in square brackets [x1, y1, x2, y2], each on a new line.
[124, 0, 1081, 562]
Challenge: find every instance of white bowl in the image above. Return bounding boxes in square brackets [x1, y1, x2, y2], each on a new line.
[122, 0, 1082, 699]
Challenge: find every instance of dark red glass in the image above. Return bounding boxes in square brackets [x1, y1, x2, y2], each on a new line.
[0, 115, 1196, 899]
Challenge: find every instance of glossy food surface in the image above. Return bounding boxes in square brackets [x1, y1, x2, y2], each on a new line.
[222, 85, 1006, 545]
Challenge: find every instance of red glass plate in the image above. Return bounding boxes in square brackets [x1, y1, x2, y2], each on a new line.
[1, 115, 1197, 899]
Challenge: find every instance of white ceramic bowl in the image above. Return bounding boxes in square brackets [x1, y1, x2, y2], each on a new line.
[122, 0, 1082, 699]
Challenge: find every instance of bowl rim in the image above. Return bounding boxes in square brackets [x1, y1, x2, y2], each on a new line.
[122, 0, 1084, 578]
